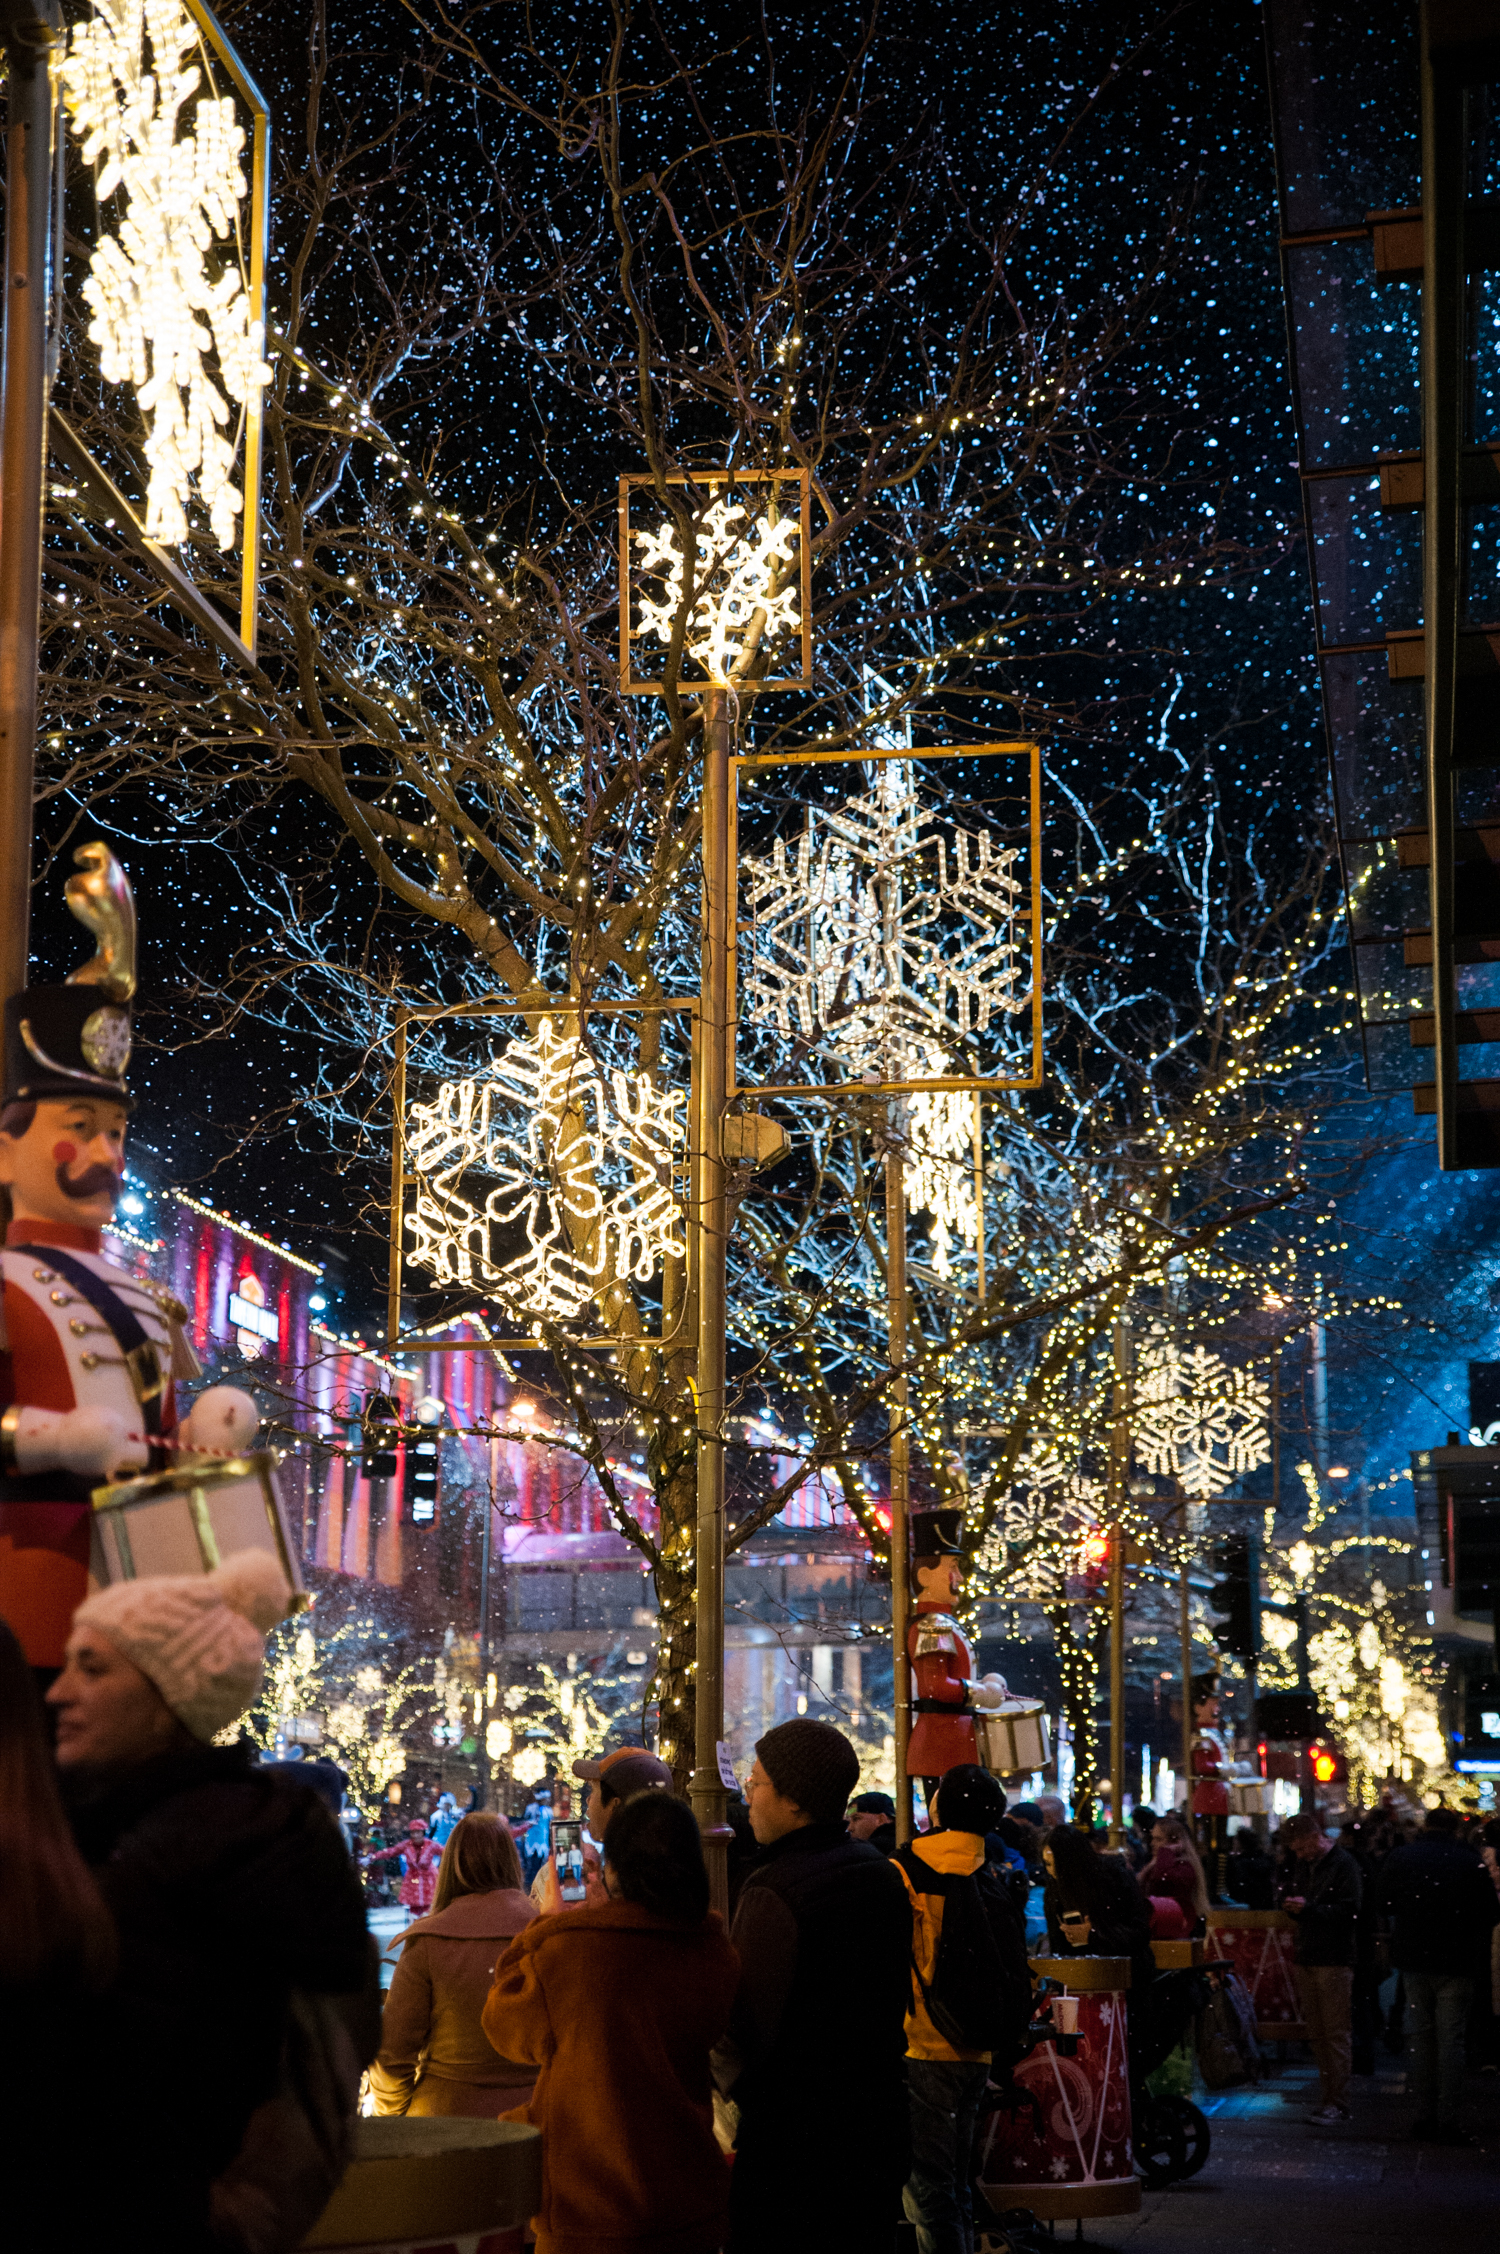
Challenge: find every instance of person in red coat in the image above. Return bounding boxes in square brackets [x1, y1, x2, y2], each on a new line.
[907, 1508, 1009, 1799]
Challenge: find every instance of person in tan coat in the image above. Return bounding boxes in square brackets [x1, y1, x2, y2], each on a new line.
[483, 1791, 738, 2254]
[368, 1812, 537, 2117]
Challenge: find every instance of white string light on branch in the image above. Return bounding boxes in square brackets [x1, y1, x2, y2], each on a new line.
[62, 0, 271, 548]
[1133, 1335, 1271, 1499]
[403, 1017, 685, 1323]
[974, 1448, 1106, 1603]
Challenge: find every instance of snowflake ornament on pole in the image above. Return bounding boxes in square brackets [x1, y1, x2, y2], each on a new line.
[633, 495, 802, 686]
[404, 1017, 685, 1326]
[62, 0, 271, 551]
[1133, 1338, 1271, 1499]
[974, 1448, 1106, 1603]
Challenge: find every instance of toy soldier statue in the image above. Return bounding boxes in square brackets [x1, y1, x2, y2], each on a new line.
[1190, 1668, 1233, 1895]
[0, 844, 252, 1672]
[907, 1505, 1010, 1802]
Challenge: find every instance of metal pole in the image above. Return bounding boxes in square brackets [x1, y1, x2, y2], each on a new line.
[477, 1469, 492, 1810]
[1178, 1502, 1193, 1815]
[972, 1092, 986, 1304]
[386, 1008, 408, 1351]
[1107, 1315, 1129, 1850]
[691, 685, 731, 1915]
[0, 2, 60, 1015]
[1309, 1299, 1329, 1500]
[888, 1119, 913, 1847]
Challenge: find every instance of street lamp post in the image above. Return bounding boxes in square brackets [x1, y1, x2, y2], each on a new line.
[0, 1, 61, 1011]
[886, 1116, 913, 1845]
[691, 682, 733, 1910]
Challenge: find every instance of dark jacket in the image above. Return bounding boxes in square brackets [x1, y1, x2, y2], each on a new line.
[1379, 1834, 1500, 1978]
[65, 1743, 380, 2254]
[1279, 1842, 1362, 1967]
[715, 1821, 911, 2250]
[1044, 1855, 1157, 2003]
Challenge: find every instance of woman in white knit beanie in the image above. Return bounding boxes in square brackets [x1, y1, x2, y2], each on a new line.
[48, 1549, 293, 1768]
[46, 1558, 380, 2254]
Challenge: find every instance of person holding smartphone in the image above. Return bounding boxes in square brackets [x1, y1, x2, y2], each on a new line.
[534, 1746, 675, 1916]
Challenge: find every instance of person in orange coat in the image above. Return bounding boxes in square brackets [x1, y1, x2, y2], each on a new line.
[482, 1790, 738, 2254]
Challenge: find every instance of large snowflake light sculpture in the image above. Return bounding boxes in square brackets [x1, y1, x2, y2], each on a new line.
[62, 0, 270, 549]
[404, 1018, 685, 1323]
[1134, 1339, 1271, 1499]
[633, 494, 802, 685]
[974, 1449, 1105, 1603]
[740, 762, 1027, 1082]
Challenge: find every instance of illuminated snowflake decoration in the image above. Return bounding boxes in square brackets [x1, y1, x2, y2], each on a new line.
[62, 0, 270, 549]
[1133, 1339, 1270, 1499]
[634, 494, 801, 683]
[741, 761, 1027, 1079]
[404, 1017, 685, 1323]
[974, 1448, 1104, 1602]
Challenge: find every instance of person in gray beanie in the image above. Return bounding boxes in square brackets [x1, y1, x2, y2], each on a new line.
[48, 1557, 379, 2254]
[714, 1719, 912, 2253]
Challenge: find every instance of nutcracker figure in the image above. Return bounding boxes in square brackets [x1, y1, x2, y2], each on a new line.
[1190, 1669, 1233, 1893]
[907, 1506, 1009, 1800]
[0, 844, 256, 1672]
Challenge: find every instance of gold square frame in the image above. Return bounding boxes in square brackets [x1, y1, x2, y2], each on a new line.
[387, 997, 698, 1354]
[617, 469, 813, 694]
[729, 742, 1044, 1098]
[50, 0, 270, 673]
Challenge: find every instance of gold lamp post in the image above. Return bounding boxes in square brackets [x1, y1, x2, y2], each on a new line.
[619, 468, 812, 1904]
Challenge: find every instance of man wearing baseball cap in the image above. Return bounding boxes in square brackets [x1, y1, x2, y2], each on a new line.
[573, 1744, 674, 1839]
[538, 1745, 676, 1914]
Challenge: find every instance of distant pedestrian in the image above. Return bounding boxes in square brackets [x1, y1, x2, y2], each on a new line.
[1224, 1823, 1276, 1909]
[1042, 1823, 1156, 2000]
[49, 1552, 379, 2253]
[715, 1718, 911, 2254]
[484, 1790, 737, 2254]
[848, 1787, 898, 1852]
[430, 1790, 462, 1845]
[0, 1620, 118, 2252]
[1140, 1815, 1209, 1935]
[895, 1765, 1031, 2254]
[1279, 1812, 1362, 2125]
[368, 1816, 442, 1913]
[369, 1812, 538, 2118]
[1379, 1806, 1499, 2145]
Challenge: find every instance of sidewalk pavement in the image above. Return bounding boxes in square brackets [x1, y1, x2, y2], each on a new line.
[1074, 2052, 1497, 2254]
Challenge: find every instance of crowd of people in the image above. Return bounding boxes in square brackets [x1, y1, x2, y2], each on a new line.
[6, 1549, 1500, 2254]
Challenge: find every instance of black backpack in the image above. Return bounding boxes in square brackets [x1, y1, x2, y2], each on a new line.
[896, 1845, 1033, 2061]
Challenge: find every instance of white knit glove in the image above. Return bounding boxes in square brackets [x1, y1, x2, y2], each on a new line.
[968, 1673, 1010, 1713]
[180, 1385, 261, 1456]
[9, 1403, 147, 1479]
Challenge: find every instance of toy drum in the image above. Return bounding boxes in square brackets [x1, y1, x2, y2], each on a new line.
[1205, 1908, 1305, 2039]
[91, 1451, 307, 1606]
[975, 1698, 1052, 1777]
[975, 1957, 1140, 2222]
[299, 2119, 541, 2251]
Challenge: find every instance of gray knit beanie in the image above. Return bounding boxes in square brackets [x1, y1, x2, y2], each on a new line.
[755, 1718, 860, 1822]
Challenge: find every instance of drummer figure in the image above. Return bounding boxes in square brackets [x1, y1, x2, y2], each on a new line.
[907, 1504, 1010, 1806]
[0, 845, 235, 1675]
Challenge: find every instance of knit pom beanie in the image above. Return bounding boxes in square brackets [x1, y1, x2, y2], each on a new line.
[755, 1717, 860, 1823]
[73, 1550, 293, 1742]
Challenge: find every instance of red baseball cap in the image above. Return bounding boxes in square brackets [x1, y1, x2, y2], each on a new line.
[572, 1746, 673, 1798]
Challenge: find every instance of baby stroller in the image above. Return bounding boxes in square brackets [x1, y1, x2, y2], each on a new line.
[1130, 1965, 1213, 2188]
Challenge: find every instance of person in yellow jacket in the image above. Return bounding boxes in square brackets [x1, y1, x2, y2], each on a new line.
[893, 1765, 1030, 2254]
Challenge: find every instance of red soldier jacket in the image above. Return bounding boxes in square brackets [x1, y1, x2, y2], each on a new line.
[1191, 1723, 1231, 1817]
[0, 1219, 188, 1668]
[907, 1599, 980, 1779]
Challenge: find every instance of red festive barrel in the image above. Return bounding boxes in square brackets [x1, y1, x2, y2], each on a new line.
[975, 1958, 1141, 2222]
[1205, 1908, 1305, 2039]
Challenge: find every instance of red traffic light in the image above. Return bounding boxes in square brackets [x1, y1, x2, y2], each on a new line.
[1312, 1746, 1338, 1785]
[1079, 1528, 1110, 1573]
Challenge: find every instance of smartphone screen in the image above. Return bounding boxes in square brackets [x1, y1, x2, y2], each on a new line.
[553, 1819, 586, 1902]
